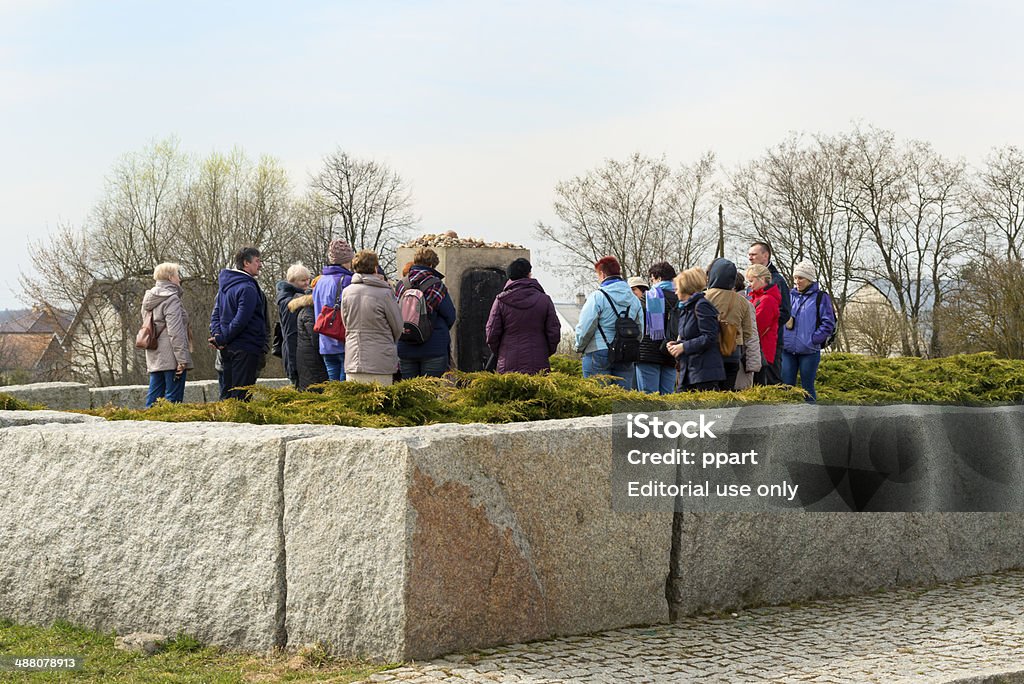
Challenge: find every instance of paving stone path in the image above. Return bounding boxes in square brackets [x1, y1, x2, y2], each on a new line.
[359, 571, 1024, 683]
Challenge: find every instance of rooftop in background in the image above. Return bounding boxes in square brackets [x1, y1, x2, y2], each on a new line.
[554, 302, 583, 329]
[0, 308, 73, 335]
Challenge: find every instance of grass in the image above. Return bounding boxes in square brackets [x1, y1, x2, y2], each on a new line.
[0, 619, 388, 683]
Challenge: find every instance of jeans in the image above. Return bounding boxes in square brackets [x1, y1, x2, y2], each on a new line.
[781, 350, 821, 402]
[582, 349, 636, 390]
[323, 353, 346, 382]
[635, 363, 676, 394]
[400, 355, 448, 379]
[146, 370, 187, 408]
[220, 348, 263, 401]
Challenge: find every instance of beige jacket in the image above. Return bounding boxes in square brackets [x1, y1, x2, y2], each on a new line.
[340, 273, 403, 376]
[705, 288, 754, 347]
[141, 281, 193, 373]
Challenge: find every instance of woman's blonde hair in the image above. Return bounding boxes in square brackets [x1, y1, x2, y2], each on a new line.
[286, 262, 311, 284]
[674, 267, 707, 297]
[745, 264, 772, 283]
[153, 262, 180, 282]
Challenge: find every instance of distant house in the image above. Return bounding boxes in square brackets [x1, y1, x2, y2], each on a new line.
[843, 279, 952, 357]
[553, 294, 586, 356]
[0, 307, 73, 383]
[62, 276, 269, 386]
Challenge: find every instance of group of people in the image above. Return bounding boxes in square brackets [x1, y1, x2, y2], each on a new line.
[139, 241, 460, 407]
[573, 241, 836, 402]
[137, 237, 836, 408]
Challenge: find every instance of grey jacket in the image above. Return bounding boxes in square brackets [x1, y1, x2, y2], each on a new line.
[340, 273, 403, 376]
[141, 281, 193, 373]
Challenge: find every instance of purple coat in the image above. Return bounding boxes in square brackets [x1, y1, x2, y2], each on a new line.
[485, 278, 561, 374]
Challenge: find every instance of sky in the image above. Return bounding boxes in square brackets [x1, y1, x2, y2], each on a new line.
[2, 0, 1022, 309]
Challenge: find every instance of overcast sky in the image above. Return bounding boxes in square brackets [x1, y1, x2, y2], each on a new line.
[2, 0, 1021, 308]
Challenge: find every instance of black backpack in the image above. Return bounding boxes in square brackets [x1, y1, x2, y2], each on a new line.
[597, 290, 642, 363]
[815, 290, 838, 349]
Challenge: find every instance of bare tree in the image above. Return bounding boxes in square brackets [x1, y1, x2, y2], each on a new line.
[309, 149, 416, 274]
[22, 142, 299, 385]
[730, 134, 864, 349]
[536, 152, 717, 288]
[970, 145, 1024, 261]
[842, 301, 903, 357]
[938, 256, 1024, 359]
[835, 128, 968, 356]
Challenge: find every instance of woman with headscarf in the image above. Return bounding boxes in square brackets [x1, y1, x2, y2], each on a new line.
[782, 260, 836, 402]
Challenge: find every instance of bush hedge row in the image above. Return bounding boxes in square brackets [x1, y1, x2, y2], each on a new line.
[2, 353, 1020, 428]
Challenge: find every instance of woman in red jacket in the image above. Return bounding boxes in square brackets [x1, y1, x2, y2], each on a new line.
[746, 264, 782, 386]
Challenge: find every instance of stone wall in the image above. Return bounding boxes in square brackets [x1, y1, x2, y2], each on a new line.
[0, 377, 292, 411]
[0, 405, 1023, 661]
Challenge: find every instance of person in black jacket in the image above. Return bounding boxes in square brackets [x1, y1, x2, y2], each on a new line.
[666, 267, 724, 391]
[276, 263, 311, 388]
[630, 261, 680, 394]
[288, 281, 329, 390]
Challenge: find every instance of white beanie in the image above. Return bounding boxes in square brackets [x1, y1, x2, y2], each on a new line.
[793, 260, 817, 282]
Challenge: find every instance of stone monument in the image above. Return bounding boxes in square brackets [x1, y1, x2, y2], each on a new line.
[396, 232, 530, 371]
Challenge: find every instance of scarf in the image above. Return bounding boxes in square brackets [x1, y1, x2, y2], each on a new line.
[645, 287, 666, 341]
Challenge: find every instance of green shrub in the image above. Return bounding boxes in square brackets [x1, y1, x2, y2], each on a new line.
[0, 393, 42, 410]
[72, 353, 1024, 427]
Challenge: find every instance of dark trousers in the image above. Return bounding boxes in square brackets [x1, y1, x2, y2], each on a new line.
[721, 359, 740, 391]
[220, 349, 263, 401]
[756, 356, 783, 385]
[400, 355, 449, 379]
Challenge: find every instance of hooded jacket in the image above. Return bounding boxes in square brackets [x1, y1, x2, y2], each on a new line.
[289, 293, 329, 390]
[276, 280, 305, 384]
[749, 282, 782, 363]
[312, 265, 353, 356]
[675, 291, 725, 386]
[485, 278, 561, 375]
[704, 258, 754, 363]
[574, 277, 644, 356]
[340, 273, 403, 376]
[210, 269, 268, 354]
[142, 281, 193, 373]
[783, 281, 836, 355]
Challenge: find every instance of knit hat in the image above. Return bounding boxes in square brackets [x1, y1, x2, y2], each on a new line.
[793, 260, 817, 282]
[328, 239, 354, 265]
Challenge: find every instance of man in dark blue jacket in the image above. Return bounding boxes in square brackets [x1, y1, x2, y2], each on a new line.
[748, 241, 791, 385]
[210, 246, 268, 400]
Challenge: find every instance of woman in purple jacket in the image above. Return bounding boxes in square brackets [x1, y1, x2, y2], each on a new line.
[485, 258, 561, 374]
[782, 260, 836, 402]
